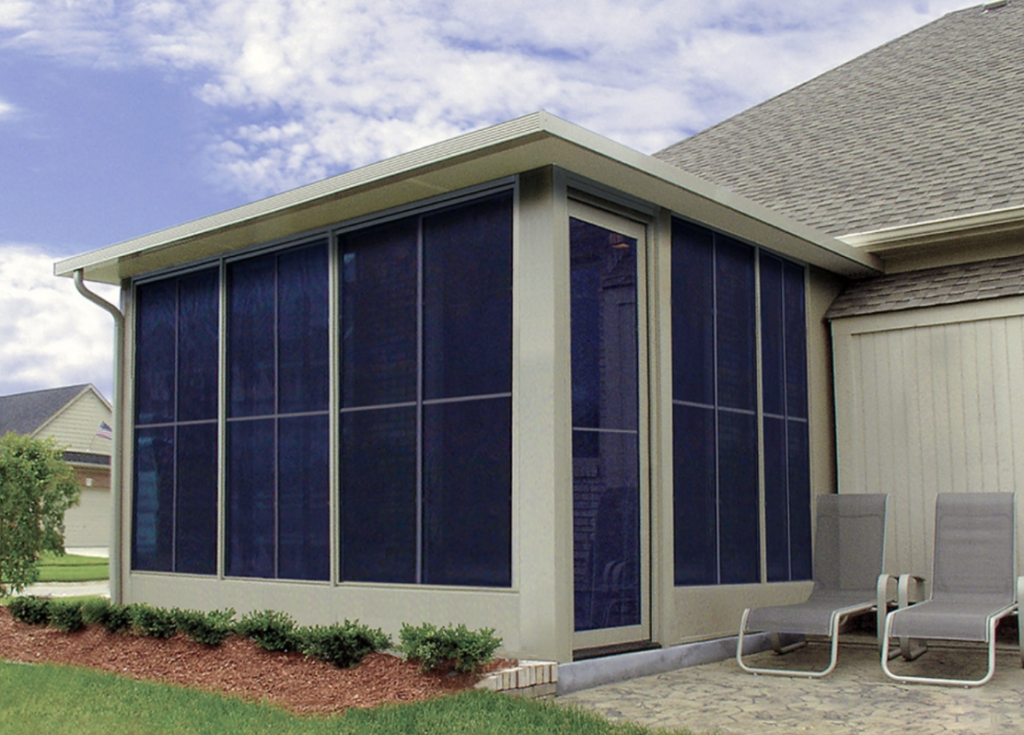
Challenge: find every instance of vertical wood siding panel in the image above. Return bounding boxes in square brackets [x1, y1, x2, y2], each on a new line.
[975, 320, 999, 493]
[958, 322, 982, 490]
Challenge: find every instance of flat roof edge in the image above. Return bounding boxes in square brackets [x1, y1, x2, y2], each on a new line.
[57, 110, 881, 281]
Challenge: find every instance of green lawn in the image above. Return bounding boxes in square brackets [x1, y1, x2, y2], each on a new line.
[0, 661, 697, 735]
[34, 553, 109, 583]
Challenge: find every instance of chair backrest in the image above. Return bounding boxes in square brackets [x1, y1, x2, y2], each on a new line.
[931, 492, 1015, 603]
[813, 493, 887, 594]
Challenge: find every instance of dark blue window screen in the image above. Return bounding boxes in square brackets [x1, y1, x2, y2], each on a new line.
[132, 268, 219, 575]
[672, 220, 809, 586]
[339, 191, 513, 587]
[570, 216, 641, 632]
[340, 407, 418, 583]
[226, 240, 330, 581]
[423, 398, 512, 586]
[761, 252, 811, 581]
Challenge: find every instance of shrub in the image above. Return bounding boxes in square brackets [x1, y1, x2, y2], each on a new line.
[236, 609, 299, 652]
[172, 608, 236, 647]
[48, 600, 84, 633]
[296, 620, 391, 668]
[82, 599, 132, 633]
[399, 622, 502, 673]
[128, 603, 177, 639]
[7, 596, 50, 626]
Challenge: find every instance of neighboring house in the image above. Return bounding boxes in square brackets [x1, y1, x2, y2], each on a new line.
[655, 0, 1024, 581]
[0, 384, 113, 549]
[54, 2, 1019, 663]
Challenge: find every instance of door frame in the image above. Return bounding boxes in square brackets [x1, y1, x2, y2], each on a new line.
[568, 199, 652, 653]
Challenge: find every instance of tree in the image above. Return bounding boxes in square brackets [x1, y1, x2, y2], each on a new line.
[0, 433, 81, 596]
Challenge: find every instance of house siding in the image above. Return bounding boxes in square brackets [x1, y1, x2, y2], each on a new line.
[832, 295, 1024, 577]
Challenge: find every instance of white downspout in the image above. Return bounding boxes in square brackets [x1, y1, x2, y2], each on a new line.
[74, 270, 124, 604]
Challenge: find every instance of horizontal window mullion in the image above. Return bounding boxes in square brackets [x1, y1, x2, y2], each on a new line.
[226, 409, 330, 423]
[572, 427, 639, 435]
[422, 392, 512, 406]
[340, 401, 418, 414]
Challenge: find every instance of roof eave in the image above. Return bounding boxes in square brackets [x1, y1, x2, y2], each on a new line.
[56, 111, 881, 283]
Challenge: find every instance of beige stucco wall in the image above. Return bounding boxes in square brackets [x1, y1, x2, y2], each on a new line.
[832, 295, 1024, 578]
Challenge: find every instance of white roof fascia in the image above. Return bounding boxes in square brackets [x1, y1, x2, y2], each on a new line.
[56, 111, 881, 284]
[840, 204, 1024, 252]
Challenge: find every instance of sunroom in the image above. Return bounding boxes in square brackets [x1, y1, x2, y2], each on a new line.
[57, 111, 879, 663]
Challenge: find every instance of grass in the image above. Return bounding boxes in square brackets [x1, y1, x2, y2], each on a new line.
[34, 553, 109, 583]
[0, 661, 698, 735]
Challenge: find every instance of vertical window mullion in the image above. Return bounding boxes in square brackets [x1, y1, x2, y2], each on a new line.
[711, 236, 721, 585]
[273, 259, 281, 580]
[415, 217, 425, 585]
[781, 267, 792, 579]
[170, 283, 181, 573]
[754, 250, 767, 585]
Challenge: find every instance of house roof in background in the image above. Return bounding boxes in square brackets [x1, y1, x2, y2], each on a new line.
[0, 384, 95, 437]
[655, 2, 1024, 238]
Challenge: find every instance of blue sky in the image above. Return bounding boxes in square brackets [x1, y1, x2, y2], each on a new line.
[0, 0, 971, 401]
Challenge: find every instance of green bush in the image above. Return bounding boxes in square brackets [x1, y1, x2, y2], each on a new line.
[128, 603, 177, 639]
[7, 596, 50, 626]
[81, 599, 132, 633]
[47, 600, 84, 633]
[236, 609, 299, 652]
[399, 622, 502, 673]
[296, 620, 392, 668]
[172, 608, 236, 647]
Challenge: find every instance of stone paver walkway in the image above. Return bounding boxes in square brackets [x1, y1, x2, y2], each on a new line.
[560, 642, 1024, 734]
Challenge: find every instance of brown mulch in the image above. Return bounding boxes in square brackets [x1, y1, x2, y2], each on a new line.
[0, 607, 511, 716]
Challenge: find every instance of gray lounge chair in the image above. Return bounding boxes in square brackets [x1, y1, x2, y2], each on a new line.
[881, 492, 1023, 687]
[737, 493, 893, 678]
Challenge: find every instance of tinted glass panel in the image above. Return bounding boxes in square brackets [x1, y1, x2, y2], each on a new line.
[278, 244, 329, 414]
[788, 420, 812, 580]
[278, 414, 330, 581]
[672, 404, 717, 586]
[715, 237, 756, 411]
[226, 419, 275, 578]
[228, 256, 276, 417]
[135, 279, 176, 425]
[132, 426, 174, 571]
[718, 410, 759, 584]
[340, 407, 418, 583]
[570, 218, 638, 431]
[340, 220, 418, 408]
[763, 416, 790, 582]
[176, 269, 219, 422]
[573, 431, 640, 631]
[422, 397, 512, 586]
[174, 423, 218, 575]
[423, 194, 513, 400]
[759, 254, 785, 417]
[784, 262, 808, 419]
[671, 220, 715, 406]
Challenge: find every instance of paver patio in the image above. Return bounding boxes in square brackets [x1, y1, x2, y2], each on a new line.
[560, 639, 1024, 734]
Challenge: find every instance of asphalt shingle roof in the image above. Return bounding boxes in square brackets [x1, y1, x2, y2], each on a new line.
[0, 385, 90, 437]
[655, 2, 1024, 237]
[826, 253, 1024, 319]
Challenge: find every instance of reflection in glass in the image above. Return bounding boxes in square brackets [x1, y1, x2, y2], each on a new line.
[570, 217, 641, 632]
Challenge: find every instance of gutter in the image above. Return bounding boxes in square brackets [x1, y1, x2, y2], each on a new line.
[73, 270, 124, 604]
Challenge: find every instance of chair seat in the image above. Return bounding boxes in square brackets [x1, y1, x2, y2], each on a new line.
[888, 594, 1015, 642]
[745, 591, 878, 636]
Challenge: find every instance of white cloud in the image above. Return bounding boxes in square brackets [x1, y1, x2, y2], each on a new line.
[2, 0, 975, 196]
[0, 96, 16, 120]
[0, 244, 117, 401]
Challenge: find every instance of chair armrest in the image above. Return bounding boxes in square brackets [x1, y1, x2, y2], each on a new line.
[876, 574, 897, 645]
[898, 574, 927, 608]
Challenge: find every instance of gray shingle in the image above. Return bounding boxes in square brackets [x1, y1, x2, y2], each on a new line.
[0, 385, 90, 437]
[655, 2, 1024, 237]
[826, 254, 1024, 319]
